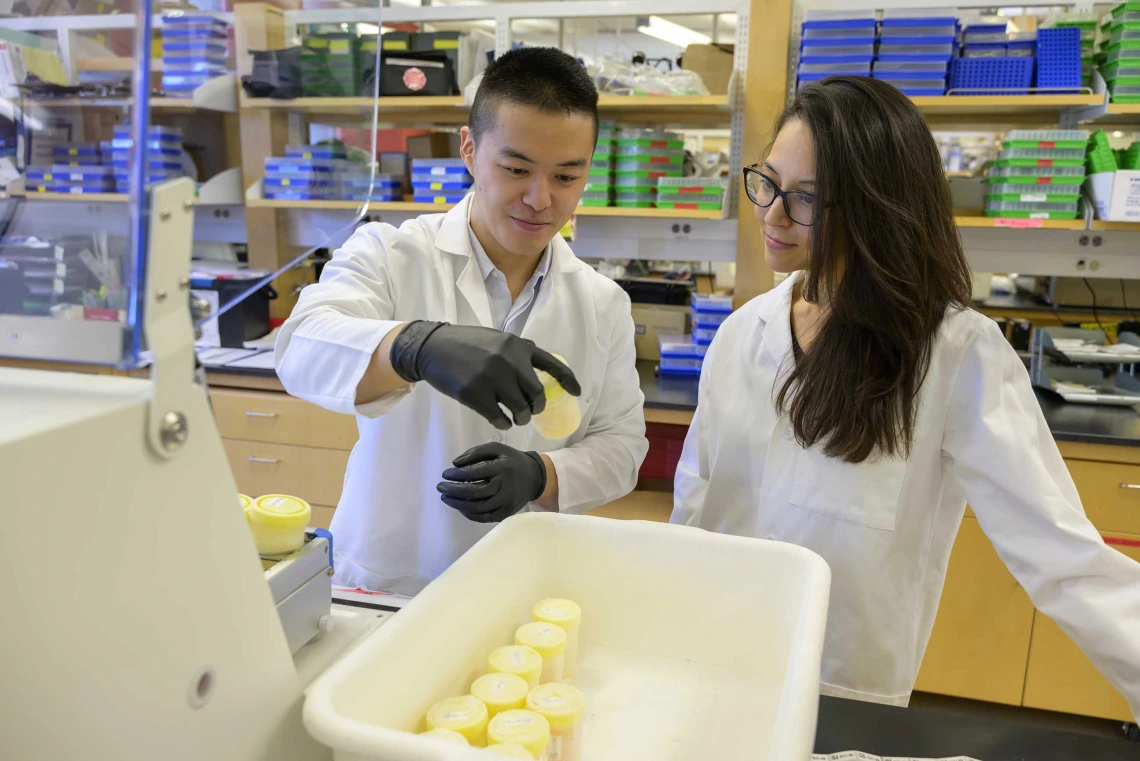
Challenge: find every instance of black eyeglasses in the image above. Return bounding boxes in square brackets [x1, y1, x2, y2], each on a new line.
[742, 166, 818, 226]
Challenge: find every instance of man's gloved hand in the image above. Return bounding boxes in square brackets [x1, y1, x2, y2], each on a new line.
[390, 321, 580, 431]
[436, 442, 548, 524]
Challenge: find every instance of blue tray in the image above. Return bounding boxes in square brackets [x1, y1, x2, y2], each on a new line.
[949, 56, 1034, 94]
[264, 190, 339, 201]
[286, 145, 348, 160]
[413, 194, 467, 204]
[881, 16, 957, 26]
[1037, 27, 1081, 92]
[265, 157, 337, 173]
[111, 158, 183, 171]
[411, 179, 474, 190]
[26, 165, 112, 181]
[264, 176, 336, 189]
[341, 192, 401, 202]
[162, 41, 226, 54]
[161, 27, 226, 40]
[877, 35, 956, 45]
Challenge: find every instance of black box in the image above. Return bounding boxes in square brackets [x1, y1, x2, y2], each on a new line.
[380, 51, 457, 95]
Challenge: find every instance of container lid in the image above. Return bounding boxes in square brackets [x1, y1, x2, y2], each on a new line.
[533, 598, 582, 630]
[487, 710, 551, 757]
[525, 683, 585, 729]
[425, 696, 489, 740]
[472, 673, 530, 715]
[488, 646, 543, 681]
[691, 293, 734, 313]
[535, 352, 571, 403]
[486, 743, 534, 758]
[419, 728, 469, 745]
[251, 494, 311, 528]
[515, 622, 567, 658]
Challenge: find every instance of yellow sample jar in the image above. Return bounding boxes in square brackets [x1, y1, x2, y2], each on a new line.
[526, 683, 585, 761]
[516, 622, 567, 685]
[487, 710, 551, 761]
[532, 599, 582, 679]
[488, 645, 544, 690]
[487, 743, 535, 759]
[248, 494, 311, 555]
[239, 494, 253, 522]
[472, 673, 530, 718]
[533, 354, 581, 440]
[426, 695, 489, 747]
[420, 728, 469, 746]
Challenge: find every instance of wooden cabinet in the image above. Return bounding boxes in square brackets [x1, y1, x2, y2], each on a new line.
[914, 514, 1035, 705]
[1064, 460, 1140, 536]
[212, 387, 359, 451]
[1022, 533, 1140, 722]
[224, 438, 351, 507]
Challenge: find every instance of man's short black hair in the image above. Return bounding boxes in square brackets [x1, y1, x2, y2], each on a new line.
[470, 47, 599, 143]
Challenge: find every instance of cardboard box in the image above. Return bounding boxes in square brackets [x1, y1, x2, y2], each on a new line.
[682, 43, 733, 95]
[631, 303, 689, 360]
[1087, 170, 1140, 222]
[406, 132, 459, 159]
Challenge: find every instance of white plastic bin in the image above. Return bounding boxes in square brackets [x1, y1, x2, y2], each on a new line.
[304, 513, 831, 761]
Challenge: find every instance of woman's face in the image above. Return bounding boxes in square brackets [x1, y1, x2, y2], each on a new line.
[755, 119, 816, 273]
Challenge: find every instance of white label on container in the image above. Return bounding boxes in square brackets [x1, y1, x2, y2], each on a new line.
[1020, 193, 1047, 202]
[431, 167, 447, 175]
[510, 649, 526, 666]
[264, 497, 288, 507]
[549, 736, 563, 761]
[1030, 213, 1049, 219]
[440, 711, 470, 722]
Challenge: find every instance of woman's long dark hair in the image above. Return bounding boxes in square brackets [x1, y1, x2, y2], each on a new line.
[773, 77, 973, 463]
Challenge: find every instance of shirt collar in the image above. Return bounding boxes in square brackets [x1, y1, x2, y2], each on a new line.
[466, 203, 552, 286]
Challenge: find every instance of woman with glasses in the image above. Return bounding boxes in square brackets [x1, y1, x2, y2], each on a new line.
[672, 76, 1140, 715]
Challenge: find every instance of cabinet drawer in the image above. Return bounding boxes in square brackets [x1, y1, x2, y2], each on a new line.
[224, 439, 350, 508]
[212, 388, 358, 451]
[1065, 459, 1140, 535]
[1022, 533, 1140, 721]
[310, 505, 336, 530]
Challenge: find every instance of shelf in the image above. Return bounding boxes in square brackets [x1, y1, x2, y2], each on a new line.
[7, 169, 243, 206]
[15, 191, 127, 202]
[1091, 220, 1140, 231]
[245, 197, 453, 212]
[239, 94, 730, 125]
[955, 215, 1087, 231]
[20, 75, 238, 114]
[912, 94, 1103, 127]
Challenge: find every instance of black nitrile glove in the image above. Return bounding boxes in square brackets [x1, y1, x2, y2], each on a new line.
[437, 442, 548, 523]
[390, 321, 580, 431]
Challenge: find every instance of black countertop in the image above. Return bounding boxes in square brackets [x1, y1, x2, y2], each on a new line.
[816, 695, 1138, 760]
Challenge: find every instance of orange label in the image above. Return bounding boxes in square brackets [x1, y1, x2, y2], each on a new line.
[994, 218, 1044, 229]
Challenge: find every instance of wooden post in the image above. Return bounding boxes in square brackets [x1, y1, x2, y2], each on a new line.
[733, 0, 793, 307]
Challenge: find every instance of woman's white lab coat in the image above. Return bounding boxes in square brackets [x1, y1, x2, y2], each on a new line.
[275, 195, 647, 595]
[672, 274, 1140, 717]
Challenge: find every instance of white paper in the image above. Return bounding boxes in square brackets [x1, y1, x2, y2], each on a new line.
[197, 347, 258, 366]
[243, 325, 280, 350]
[222, 349, 276, 370]
[811, 754, 981, 761]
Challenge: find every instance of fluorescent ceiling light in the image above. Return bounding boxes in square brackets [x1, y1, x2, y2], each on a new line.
[636, 16, 711, 48]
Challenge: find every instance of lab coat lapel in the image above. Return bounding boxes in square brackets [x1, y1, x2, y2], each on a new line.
[435, 195, 493, 328]
[757, 273, 798, 369]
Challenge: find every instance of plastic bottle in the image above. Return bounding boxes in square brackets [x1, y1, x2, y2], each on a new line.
[472, 672, 530, 718]
[532, 599, 582, 679]
[425, 695, 489, 747]
[420, 728, 469, 746]
[248, 494, 311, 554]
[533, 353, 581, 439]
[239, 494, 252, 521]
[488, 645, 544, 690]
[486, 743, 535, 759]
[526, 683, 585, 761]
[487, 709, 551, 761]
[515, 622, 567, 685]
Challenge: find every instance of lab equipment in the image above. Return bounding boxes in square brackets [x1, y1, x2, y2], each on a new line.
[248, 493, 312, 555]
[489, 645, 544, 690]
[949, 56, 1034, 94]
[516, 621, 567, 684]
[1036, 27, 1081, 93]
[420, 728, 469, 745]
[526, 683, 585, 761]
[425, 695, 490, 746]
[533, 598, 582, 677]
[659, 334, 705, 376]
[473, 673, 531, 718]
[532, 353, 582, 440]
[1029, 327, 1140, 405]
[487, 710, 552, 760]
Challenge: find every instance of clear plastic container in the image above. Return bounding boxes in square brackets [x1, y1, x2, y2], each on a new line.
[248, 494, 311, 555]
[533, 353, 581, 440]
[526, 683, 585, 761]
[801, 27, 876, 40]
[533, 599, 582, 678]
[880, 24, 957, 38]
[410, 158, 469, 175]
[419, 728, 469, 746]
[265, 175, 336, 190]
[964, 30, 1008, 43]
[995, 148, 1086, 161]
[578, 192, 611, 207]
[872, 77, 946, 90]
[26, 165, 112, 181]
[986, 183, 1081, 200]
[798, 61, 872, 74]
[616, 145, 684, 158]
[798, 42, 876, 58]
[264, 157, 337, 173]
[1006, 44, 1035, 56]
[425, 695, 489, 747]
[987, 165, 1086, 179]
[286, 144, 347, 160]
[693, 326, 719, 345]
[472, 673, 530, 719]
[1111, 28, 1140, 44]
[872, 60, 948, 73]
[614, 192, 656, 208]
[880, 8, 958, 24]
[516, 622, 567, 684]
[488, 645, 543, 690]
[876, 42, 955, 58]
[659, 355, 703, 375]
[692, 310, 731, 328]
[655, 197, 723, 210]
[487, 710, 551, 761]
[657, 177, 726, 194]
[692, 293, 733, 313]
[983, 199, 1080, 218]
[487, 743, 534, 758]
[962, 47, 1008, 57]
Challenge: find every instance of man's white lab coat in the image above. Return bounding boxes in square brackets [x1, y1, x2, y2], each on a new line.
[276, 195, 647, 595]
[672, 273, 1140, 718]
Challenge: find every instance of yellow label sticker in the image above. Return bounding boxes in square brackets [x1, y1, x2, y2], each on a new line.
[383, 41, 409, 50]
[433, 196, 446, 204]
[434, 40, 459, 49]
[302, 152, 312, 159]
[44, 173, 52, 180]
[68, 148, 78, 155]
[431, 182, 442, 190]
[330, 40, 350, 53]
[281, 178, 291, 186]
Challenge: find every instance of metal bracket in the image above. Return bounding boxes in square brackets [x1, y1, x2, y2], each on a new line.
[144, 178, 199, 459]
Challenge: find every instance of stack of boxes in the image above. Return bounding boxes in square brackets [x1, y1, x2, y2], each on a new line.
[872, 8, 957, 95]
[959, 17, 1010, 57]
[582, 119, 615, 208]
[985, 130, 1088, 220]
[161, 13, 228, 97]
[658, 293, 733, 376]
[301, 33, 361, 97]
[263, 146, 348, 201]
[614, 129, 683, 208]
[341, 165, 403, 202]
[654, 177, 726, 212]
[951, 17, 1035, 95]
[411, 158, 472, 205]
[1099, 2, 1140, 103]
[1088, 130, 1120, 175]
[796, 11, 876, 92]
[111, 125, 186, 193]
[26, 143, 114, 194]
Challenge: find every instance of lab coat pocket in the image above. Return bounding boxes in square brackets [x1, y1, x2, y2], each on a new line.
[788, 446, 906, 531]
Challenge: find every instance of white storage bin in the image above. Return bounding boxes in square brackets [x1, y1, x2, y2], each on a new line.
[304, 513, 832, 761]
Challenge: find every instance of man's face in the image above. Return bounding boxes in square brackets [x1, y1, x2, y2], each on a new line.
[461, 102, 594, 257]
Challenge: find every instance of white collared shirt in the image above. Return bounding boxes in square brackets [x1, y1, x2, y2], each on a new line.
[468, 223, 551, 337]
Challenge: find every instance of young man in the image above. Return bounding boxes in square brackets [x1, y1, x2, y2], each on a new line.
[275, 47, 648, 595]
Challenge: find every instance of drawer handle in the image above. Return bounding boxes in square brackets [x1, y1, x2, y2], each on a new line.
[245, 411, 278, 419]
[248, 456, 280, 464]
[1121, 483, 1140, 490]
